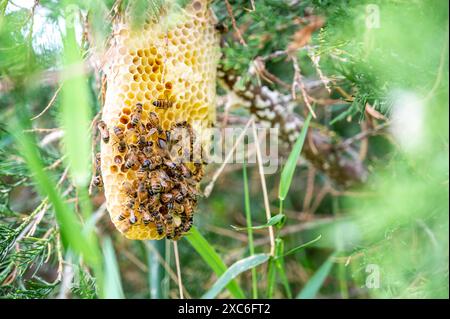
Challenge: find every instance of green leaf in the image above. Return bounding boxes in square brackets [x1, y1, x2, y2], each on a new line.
[202, 254, 270, 299]
[278, 113, 313, 201]
[281, 235, 322, 258]
[297, 251, 337, 299]
[274, 238, 292, 298]
[231, 214, 286, 231]
[145, 240, 166, 299]
[61, 11, 92, 188]
[102, 237, 124, 299]
[243, 160, 258, 299]
[185, 227, 245, 298]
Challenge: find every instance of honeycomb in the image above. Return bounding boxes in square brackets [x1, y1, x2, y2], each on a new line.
[97, 0, 220, 240]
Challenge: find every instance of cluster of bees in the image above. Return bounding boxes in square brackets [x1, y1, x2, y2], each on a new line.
[94, 101, 203, 240]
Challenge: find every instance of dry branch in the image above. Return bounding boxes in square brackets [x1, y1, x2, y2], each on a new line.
[218, 67, 368, 187]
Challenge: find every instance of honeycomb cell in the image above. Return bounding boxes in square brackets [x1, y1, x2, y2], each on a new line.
[129, 65, 137, 74]
[114, 155, 123, 165]
[120, 115, 130, 124]
[130, 82, 139, 91]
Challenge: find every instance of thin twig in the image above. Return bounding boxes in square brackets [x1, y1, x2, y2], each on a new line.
[302, 166, 316, 212]
[173, 241, 184, 299]
[251, 120, 275, 256]
[31, 84, 63, 121]
[291, 56, 317, 118]
[45, 156, 66, 171]
[224, 0, 247, 46]
[55, 232, 63, 282]
[203, 117, 253, 197]
[338, 122, 390, 150]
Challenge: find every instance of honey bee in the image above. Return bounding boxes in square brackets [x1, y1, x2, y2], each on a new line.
[93, 153, 102, 177]
[172, 202, 185, 214]
[165, 130, 171, 144]
[160, 178, 174, 193]
[143, 145, 153, 157]
[163, 159, 177, 170]
[165, 214, 174, 239]
[182, 215, 193, 233]
[192, 163, 204, 182]
[122, 181, 137, 198]
[179, 163, 192, 178]
[131, 103, 143, 127]
[118, 140, 127, 153]
[136, 167, 148, 180]
[147, 194, 160, 208]
[142, 211, 152, 225]
[150, 154, 163, 167]
[137, 181, 148, 202]
[126, 198, 136, 210]
[113, 125, 125, 140]
[151, 211, 165, 236]
[183, 199, 194, 218]
[125, 150, 138, 170]
[150, 175, 162, 194]
[91, 175, 103, 188]
[148, 111, 160, 128]
[160, 192, 173, 204]
[152, 98, 173, 109]
[97, 120, 110, 143]
[117, 210, 130, 221]
[157, 137, 168, 150]
[114, 155, 123, 165]
[141, 159, 152, 171]
[129, 211, 138, 224]
[171, 189, 184, 203]
[137, 135, 147, 149]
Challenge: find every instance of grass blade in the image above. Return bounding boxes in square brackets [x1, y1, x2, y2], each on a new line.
[278, 113, 313, 201]
[297, 251, 337, 299]
[243, 160, 258, 298]
[145, 240, 165, 299]
[266, 257, 277, 298]
[282, 235, 322, 257]
[61, 11, 92, 190]
[102, 237, 124, 299]
[231, 214, 285, 231]
[201, 254, 270, 299]
[274, 238, 292, 298]
[185, 227, 245, 298]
